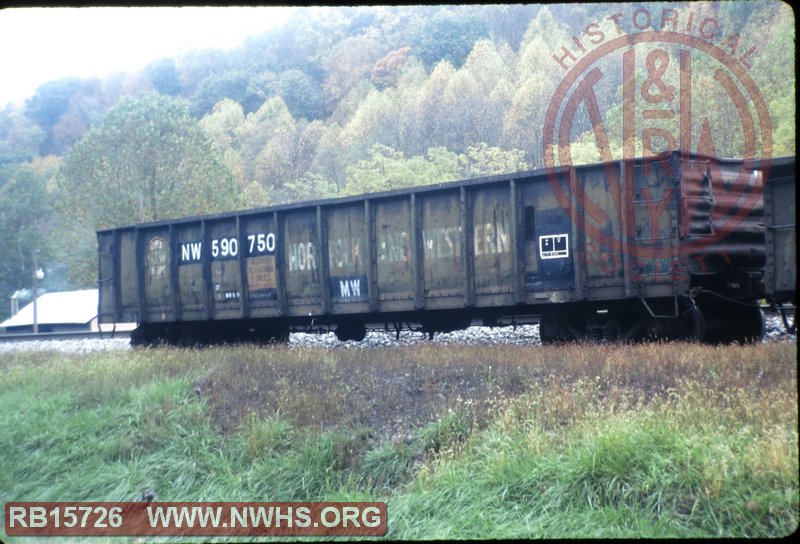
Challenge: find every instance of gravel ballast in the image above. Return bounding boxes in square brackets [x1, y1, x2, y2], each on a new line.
[1, 314, 794, 354]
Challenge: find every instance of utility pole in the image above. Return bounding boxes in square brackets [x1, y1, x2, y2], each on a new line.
[32, 250, 38, 334]
[32, 250, 44, 334]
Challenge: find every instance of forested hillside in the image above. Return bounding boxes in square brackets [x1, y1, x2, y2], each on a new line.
[0, 3, 794, 317]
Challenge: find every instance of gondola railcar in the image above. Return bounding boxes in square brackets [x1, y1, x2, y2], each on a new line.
[97, 151, 796, 346]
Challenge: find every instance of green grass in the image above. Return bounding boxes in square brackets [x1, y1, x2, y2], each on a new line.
[0, 342, 797, 540]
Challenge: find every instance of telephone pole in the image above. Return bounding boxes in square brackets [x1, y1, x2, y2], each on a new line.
[32, 250, 43, 334]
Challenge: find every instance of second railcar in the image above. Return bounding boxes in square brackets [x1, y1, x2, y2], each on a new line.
[97, 151, 791, 345]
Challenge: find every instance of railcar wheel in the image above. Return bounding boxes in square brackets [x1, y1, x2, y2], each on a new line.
[669, 304, 705, 342]
[130, 327, 145, 347]
[237, 322, 290, 345]
[420, 314, 472, 340]
[335, 322, 366, 342]
[732, 305, 766, 343]
[177, 328, 200, 347]
[539, 312, 574, 344]
[131, 324, 163, 347]
[696, 294, 764, 344]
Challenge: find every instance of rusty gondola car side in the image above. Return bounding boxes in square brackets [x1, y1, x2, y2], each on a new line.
[97, 151, 796, 346]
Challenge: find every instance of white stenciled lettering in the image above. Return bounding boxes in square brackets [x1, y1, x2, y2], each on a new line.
[330, 237, 362, 269]
[337, 278, 362, 297]
[378, 231, 410, 263]
[289, 242, 317, 272]
[210, 237, 238, 259]
[422, 227, 461, 259]
[474, 220, 511, 256]
[180, 242, 203, 263]
[247, 232, 276, 255]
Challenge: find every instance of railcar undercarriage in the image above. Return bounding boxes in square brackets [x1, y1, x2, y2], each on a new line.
[537, 294, 764, 344]
[129, 291, 772, 347]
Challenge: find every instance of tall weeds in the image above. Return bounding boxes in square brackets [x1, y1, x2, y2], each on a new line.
[1, 341, 796, 538]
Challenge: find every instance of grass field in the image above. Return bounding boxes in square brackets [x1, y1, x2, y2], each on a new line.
[1, 341, 797, 540]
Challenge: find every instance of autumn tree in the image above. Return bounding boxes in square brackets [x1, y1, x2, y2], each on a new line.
[199, 99, 246, 176]
[49, 79, 110, 156]
[409, 61, 456, 155]
[461, 40, 514, 146]
[339, 88, 401, 162]
[24, 78, 85, 155]
[502, 7, 570, 167]
[370, 47, 411, 90]
[322, 36, 382, 113]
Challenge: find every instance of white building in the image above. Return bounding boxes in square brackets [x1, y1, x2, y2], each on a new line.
[1, 289, 103, 333]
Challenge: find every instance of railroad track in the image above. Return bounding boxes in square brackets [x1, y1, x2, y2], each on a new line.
[0, 330, 131, 343]
[1, 306, 792, 346]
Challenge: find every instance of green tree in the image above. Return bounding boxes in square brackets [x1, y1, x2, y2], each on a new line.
[339, 88, 401, 160]
[474, 4, 539, 50]
[411, 10, 489, 70]
[275, 69, 325, 120]
[0, 163, 55, 317]
[58, 94, 240, 285]
[178, 48, 232, 98]
[199, 98, 248, 187]
[439, 68, 484, 153]
[257, 119, 326, 203]
[341, 143, 527, 196]
[24, 78, 85, 155]
[62, 93, 239, 227]
[24, 78, 83, 131]
[190, 70, 250, 118]
[0, 107, 46, 164]
[244, 71, 279, 114]
[342, 144, 456, 195]
[145, 58, 183, 96]
[461, 143, 529, 177]
[749, 3, 795, 156]
[282, 172, 340, 203]
[307, 122, 348, 188]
